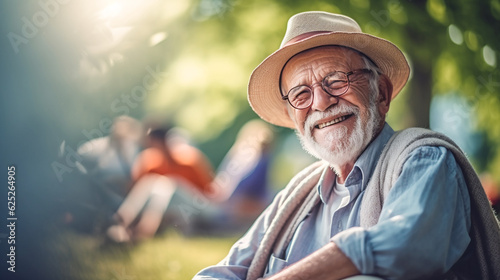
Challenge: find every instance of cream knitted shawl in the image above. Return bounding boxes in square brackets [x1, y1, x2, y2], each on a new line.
[246, 128, 500, 280]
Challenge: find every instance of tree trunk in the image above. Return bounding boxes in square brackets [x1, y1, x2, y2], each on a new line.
[407, 60, 432, 128]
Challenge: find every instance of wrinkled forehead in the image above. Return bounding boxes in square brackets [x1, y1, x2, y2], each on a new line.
[281, 46, 366, 85]
[283, 45, 364, 69]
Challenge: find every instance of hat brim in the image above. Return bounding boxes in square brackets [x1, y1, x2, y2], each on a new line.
[248, 32, 410, 128]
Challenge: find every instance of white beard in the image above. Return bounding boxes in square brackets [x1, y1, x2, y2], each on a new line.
[296, 102, 381, 169]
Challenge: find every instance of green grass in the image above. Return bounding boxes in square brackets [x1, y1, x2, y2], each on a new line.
[47, 229, 239, 280]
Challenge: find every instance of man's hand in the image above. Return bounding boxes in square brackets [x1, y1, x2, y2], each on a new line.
[265, 242, 360, 280]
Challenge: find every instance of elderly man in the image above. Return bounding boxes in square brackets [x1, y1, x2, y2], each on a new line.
[194, 11, 500, 280]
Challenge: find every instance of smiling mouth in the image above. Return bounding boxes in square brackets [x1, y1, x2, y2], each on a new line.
[315, 114, 354, 129]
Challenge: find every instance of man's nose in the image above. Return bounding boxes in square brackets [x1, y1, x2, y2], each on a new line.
[310, 86, 339, 111]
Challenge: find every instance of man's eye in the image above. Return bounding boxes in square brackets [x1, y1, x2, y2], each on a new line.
[292, 90, 310, 100]
[290, 86, 310, 99]
[326, 81, 348, 90]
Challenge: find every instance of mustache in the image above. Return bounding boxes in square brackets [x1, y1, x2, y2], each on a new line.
[303, 104, 359, 133]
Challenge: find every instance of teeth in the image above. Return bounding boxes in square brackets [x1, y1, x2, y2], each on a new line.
[318, 116, 347, 129]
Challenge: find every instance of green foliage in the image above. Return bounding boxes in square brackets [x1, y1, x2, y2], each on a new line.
[142, 0, 500, 183]
[10, 0, 497, 191]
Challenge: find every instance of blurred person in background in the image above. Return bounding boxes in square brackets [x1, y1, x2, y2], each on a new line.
[77, 115, 143, 198]
[194, 11, 500, 280]
[106, 119, 277, 242]
[199, 119, 275, 234]
[106, 124, 216, 242]
[65, 115, 142, 233]
[481, 173, 500, 216]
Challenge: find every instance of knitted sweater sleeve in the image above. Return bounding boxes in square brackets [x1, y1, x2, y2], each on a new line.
[360, 128, 500, 279]
[193, 160, 326, 280]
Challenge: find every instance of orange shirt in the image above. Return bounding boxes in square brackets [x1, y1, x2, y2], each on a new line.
[132, 144, 215, 195]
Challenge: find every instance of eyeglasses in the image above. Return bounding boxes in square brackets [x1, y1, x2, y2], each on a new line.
[281, 69, 373, 110]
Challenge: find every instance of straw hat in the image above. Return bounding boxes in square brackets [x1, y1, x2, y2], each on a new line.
[248, 11, 410, 128]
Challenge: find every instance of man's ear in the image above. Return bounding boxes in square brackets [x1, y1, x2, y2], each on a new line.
[377, 74, 393, 116]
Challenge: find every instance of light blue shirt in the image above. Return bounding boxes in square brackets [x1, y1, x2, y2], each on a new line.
[194, 123, 471, 279]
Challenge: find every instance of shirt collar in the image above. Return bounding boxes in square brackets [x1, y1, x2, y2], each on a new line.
[317, 123, 395, 203]
[318, 165, 336, 203]
[349, 122, 394, 190]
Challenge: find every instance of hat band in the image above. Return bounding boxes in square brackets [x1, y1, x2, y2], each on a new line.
[283, 31, 331, 47]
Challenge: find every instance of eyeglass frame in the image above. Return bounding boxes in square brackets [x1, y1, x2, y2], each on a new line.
[280, 68, 374, 110]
